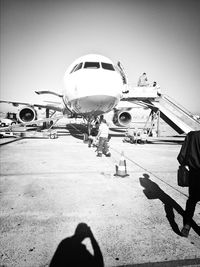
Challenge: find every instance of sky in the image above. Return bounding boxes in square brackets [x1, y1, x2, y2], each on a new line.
[0, 0, 200, 113]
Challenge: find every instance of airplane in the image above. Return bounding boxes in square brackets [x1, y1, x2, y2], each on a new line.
[0, 54, 133, 134]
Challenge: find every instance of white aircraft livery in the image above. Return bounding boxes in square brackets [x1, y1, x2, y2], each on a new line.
[1, 54, 129, 131]
[2, 54, 199, 135]
[62, 54, 123, 116]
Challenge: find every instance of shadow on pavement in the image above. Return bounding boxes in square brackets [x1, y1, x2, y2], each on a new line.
[139, 173, 200, 236]
[49, 222, 104, 267]
[0, 137, 24, 146]
[66, 124, 86, 140]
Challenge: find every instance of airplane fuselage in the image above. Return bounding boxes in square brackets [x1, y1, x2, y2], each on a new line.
[62, 54, 123, 117]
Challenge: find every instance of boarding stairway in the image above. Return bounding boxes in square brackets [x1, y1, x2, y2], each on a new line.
[122, 87, 200, 134]
[144, 94, 200, 134]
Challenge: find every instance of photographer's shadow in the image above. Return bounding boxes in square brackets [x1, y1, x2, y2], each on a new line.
[50, 223, 104, 267]
[139, 173, 185, 236]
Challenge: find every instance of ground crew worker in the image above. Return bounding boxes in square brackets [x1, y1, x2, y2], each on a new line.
[96, 119, 111, 157]
[137, 72, 149, 87]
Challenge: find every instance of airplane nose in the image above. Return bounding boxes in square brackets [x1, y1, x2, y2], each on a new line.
[76, 71, 123, 95]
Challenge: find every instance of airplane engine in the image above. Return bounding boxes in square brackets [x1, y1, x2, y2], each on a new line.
[112, 109, 132, 127]
[17, 106, 37, 123]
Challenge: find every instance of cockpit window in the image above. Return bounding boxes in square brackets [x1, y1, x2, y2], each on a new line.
[84, 62, 100, 69]
[101, 62, 115, 71]
[74, 62, 83, 72]
[70, 64, 78, 73]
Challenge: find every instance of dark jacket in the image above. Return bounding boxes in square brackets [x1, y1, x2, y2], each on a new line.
[177, 131, 200, 170]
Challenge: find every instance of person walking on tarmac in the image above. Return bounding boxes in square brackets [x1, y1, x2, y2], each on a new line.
[96, 119, 111, 157]
[177, 130, 200, 237]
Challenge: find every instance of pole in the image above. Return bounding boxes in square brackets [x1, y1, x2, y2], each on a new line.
[157, 110, 160, 137]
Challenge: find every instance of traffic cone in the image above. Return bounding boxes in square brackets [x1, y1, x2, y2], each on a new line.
[114, 151, 129, 177]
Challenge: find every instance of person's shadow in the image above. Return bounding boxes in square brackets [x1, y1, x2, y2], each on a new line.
[49, 223, 104, 267]
[139, 173, 200, 236]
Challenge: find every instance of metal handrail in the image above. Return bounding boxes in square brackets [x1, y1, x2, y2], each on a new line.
[161, 94, 200, 124]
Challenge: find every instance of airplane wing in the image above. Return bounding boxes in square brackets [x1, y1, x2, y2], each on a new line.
[0, 100, 64, 112]
[35, 90, 63, 98]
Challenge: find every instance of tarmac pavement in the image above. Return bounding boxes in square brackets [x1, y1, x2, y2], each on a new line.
[0, 132, 200, 267]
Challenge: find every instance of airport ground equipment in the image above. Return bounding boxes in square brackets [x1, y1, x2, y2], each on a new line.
[0, 118, 16, 127]
[0, 113, 64, 139]
[123, 128, 148, 144]
[0, 118, 59, 139]
[0, 132, 18, 138]
[0, 128, 58, 139]
[20, 129, 58, 139]
[122, 86, 200, 135]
